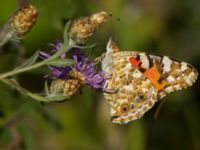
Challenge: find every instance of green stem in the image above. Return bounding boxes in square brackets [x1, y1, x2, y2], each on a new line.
[2, 78, 50, 102]
[0, 44, 72, 80]
[0, 60, 46, 80]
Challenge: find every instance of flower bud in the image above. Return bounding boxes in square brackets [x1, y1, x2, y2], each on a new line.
[69, 11, 108, 44]
[50, 79, 83, 98]
[9, 4, 38, 39]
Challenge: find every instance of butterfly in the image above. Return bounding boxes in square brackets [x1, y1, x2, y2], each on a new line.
[101, 38, 198, 124]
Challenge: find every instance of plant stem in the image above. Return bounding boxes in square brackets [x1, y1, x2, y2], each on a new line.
[0, 59, 46, 80]
[2, 78, 52, 102]
[0, 44, 72, 80]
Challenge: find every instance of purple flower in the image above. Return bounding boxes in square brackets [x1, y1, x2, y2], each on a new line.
[40, 41, 106, 89]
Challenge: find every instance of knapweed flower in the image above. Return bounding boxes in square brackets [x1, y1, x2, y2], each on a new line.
[9, 4, 37, 39]
[40, 41, 106, 98]
[69, 11, 108, 44]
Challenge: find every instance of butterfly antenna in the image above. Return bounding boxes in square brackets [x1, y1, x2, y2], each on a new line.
[108, 12, 117, 41]
[107, 12, 122, 48]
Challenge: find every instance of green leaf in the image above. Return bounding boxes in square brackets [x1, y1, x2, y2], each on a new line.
[2, 78, 50, 102]
[2, 78, 68, 103]
[63, 21, 72, 45]
[47, 94, 69, 102]
[26, 92, 50, 102]
[73, 43, 96, 50]
[2, 78, 27, 95]
[44, 80, 50, 96]
[45, 58, 74, 67]
[27, 92, 69, 103]
[15, 51, 40, 70]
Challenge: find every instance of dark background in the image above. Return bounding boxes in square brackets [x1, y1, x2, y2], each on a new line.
[0, 0, 199, 150]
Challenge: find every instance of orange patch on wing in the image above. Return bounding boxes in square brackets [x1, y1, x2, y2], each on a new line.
[129, 57, 140, 69]
[143, 65, 166, 91]
[129, 57, 167, 91]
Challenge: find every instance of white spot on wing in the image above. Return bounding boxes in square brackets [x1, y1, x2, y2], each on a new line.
[181, 62, 187, 72]
[110, 108, 116, 115]
[188, 72, 197, 82]
[141, 55, 149, 69]
[174, 84, 182, 90]
[165, 86, 174, 93]
[167, 76, 175, 83]
[124, 63, 132, 71]
[162, 56, 172, 72]
[123, 84, 134, 91]
[132, 70, 143, 78]
[185, 77, 192, 85]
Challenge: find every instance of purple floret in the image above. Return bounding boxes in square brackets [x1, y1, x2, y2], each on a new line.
[39, 41, 106, 89]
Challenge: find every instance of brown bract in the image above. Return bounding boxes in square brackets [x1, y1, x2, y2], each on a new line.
[50, 79, 82, 98]
[50, 70, 86, 98]
[69, 11, 108, 44]
[10, 4, 38, 39]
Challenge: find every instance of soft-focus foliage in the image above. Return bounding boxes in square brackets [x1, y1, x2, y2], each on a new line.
[0, 0, 200, 150]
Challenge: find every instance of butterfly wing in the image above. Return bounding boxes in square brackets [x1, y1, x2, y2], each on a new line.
[128, 52, 198, 99]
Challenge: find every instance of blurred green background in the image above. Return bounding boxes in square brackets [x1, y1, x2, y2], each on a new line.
[0, 0, 200, 150]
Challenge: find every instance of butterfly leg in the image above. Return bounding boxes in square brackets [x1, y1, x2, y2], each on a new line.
[103, 87, 118, 94]
[94, 53, 105, 64]
[103, 76, 118, 93]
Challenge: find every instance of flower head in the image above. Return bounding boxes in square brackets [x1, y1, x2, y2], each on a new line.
[69, 49, 106, 89]
[40, 41, 106, 92]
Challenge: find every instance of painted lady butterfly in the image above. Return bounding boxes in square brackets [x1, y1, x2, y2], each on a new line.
[102, 38, 198, 124]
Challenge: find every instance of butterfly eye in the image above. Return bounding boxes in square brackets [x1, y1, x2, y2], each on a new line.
[120, 103, 129, 113]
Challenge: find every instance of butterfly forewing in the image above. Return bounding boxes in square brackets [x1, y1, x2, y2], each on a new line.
[134, 53, 198, 99]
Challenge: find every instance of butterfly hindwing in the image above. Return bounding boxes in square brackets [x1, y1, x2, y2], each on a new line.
[103, 52, 158, 124]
